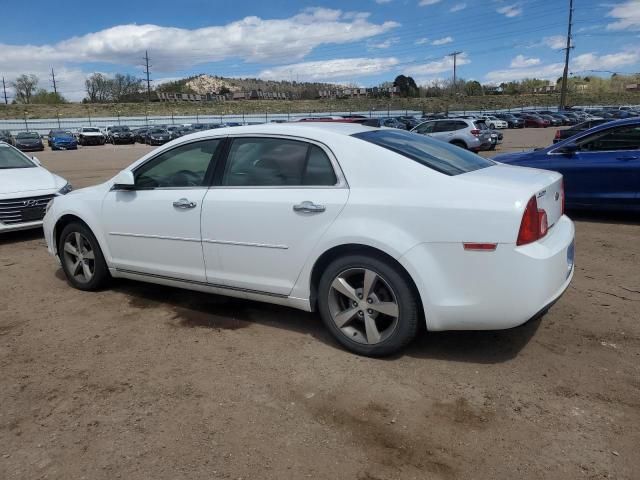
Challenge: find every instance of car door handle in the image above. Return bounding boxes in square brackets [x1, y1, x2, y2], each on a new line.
[173, 198, 197, 209]
[293, 201, 326, 214]
[617, 156, 638, 161]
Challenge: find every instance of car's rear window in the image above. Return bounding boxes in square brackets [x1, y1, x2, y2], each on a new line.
[352, 130, 494, 176]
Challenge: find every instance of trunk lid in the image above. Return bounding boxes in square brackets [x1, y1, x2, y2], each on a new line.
[461, 163, 564, 229]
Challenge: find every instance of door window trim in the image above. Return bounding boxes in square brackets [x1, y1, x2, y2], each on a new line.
[129, 137, 226, 190]
[210, 134, 349, 189]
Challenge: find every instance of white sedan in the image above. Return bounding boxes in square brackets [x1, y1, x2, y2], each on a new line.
[43, 123, 574, 356]
[0, 142, 72, 233]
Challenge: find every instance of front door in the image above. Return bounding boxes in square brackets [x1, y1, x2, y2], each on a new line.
[201, 136, 349, 296]
[546, 124, 640, 208]
[102, 138, 223, 281]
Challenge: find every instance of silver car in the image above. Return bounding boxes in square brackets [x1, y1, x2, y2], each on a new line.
[411, 118, 493, 152]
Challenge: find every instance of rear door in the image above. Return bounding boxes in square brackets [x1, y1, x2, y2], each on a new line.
[200, 136, 349, 296]
[546, 124, 640, 208]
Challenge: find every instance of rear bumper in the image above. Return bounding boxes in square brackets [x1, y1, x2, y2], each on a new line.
[399, 215, 575, 331]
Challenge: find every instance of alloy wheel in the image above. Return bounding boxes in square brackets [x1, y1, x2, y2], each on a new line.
[62, 232, 95, 283]
[328, 268, 399, 345]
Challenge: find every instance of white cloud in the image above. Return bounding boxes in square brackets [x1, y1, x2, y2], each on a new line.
[369, 37, 399, 49]
[606, 1, 640, 31]
[431, 36, 453, 45]
[510, 54, 541, 68]
[0, 8, 399, 73]
[485, 48, 640, 83]
[497, 4, 523, 17]
[419, 0, 442, 6]
[450, 3, 467, 12]
[485, 63, 563, 84]
[572, 50, 640, 71]
[405, 53, 470, 76]
[415, 37, 430, 45]
[258, 57, 400, 82]
[542, 35, 567, 49]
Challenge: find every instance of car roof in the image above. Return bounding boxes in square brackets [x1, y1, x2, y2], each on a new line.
[178, 122, 375, 143]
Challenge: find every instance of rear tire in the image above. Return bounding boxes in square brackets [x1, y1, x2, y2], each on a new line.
[317, 254, 420, 357]
[59, 222, 110, 291]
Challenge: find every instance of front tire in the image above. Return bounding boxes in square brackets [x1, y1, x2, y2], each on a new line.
[59, 222, 110, 291]
[317, 254, 420, 357]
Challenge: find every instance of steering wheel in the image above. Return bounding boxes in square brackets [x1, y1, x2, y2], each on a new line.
[170, 170, 201, 187]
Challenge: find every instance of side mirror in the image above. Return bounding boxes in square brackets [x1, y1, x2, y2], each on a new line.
[31, 156, 41, 166]
[557, 142, 579, 155]
[112, 170, 135, 190]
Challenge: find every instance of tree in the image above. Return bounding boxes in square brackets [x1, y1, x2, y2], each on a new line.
[12, 74, 39, 104]
[218, 86, 231, 95]
[31, 89, 67, 104]
[85, 73, 110, 102]
[393, 75, 419, 97]
[463, 80, 483, 96]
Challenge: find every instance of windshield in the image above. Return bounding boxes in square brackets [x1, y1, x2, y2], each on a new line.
[353, 130, 494, 176]
[83, 128, 100, 132]
[0, 145, 35, 169]
[52, 130, 73, 138]
[150, 129, 166, 134]
[16, 132, 40, 139]
[112, 127, 130, 132]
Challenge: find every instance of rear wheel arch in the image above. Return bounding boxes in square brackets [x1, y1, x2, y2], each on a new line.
[309, 244, 423, 315]
[450, 139, 467, 149]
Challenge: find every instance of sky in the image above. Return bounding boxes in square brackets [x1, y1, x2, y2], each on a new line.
[1, 0, 639, 101]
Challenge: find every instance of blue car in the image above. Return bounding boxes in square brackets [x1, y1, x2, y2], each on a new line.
[493, 118, 640, 211]
[48, 130, 78, 150]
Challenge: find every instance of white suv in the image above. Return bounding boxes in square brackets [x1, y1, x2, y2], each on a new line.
[411, 118, 493, 152]
[481, 116, 508, 129]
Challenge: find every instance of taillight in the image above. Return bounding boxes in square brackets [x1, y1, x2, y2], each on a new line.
[470, 129, 480, 136]
[554, 130, 561, 139]
[517, 196, 548, 246]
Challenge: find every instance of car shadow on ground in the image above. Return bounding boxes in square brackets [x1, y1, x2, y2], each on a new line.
[0, 228, 44, 245]
[109, 278, 541, 365]
[568, 209, 640, 226]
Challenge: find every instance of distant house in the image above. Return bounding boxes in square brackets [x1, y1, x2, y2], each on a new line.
[626, 84, 639, 92]
[533, 83, 557, 94]
[484, 85, 503, 95]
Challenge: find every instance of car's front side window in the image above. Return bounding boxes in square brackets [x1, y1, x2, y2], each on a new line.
[222, 137, 337, 187]
[134, 139, 221, 189]
[577, 125, 640, 152]
[414, 122, 434, 134]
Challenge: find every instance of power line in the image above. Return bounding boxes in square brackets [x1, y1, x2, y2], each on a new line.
[143, 50, 152, 102]
[559, 0, 574, 110]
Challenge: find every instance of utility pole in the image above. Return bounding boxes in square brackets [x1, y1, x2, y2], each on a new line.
[448, 51, 463, 95]
[50, 68, 58, 95]
[559, 0, 574, 110]
[143, 50, 152, 103]
[2, 77, 7, 104]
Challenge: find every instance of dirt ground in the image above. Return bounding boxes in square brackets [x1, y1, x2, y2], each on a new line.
[1, 128, 639, 480]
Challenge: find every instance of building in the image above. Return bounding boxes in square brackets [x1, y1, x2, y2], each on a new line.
[318, 86, 399, 99]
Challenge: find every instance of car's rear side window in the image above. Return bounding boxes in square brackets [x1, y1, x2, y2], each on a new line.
[353, 130, 494, 176]
[222, 138, 337, 187]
